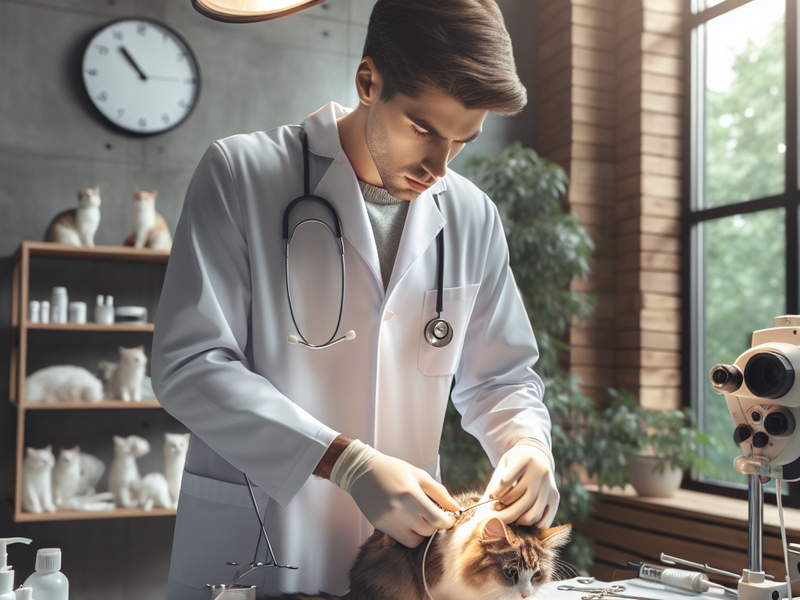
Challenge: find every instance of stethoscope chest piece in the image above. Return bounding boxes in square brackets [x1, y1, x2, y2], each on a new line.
[425, 317, 452, 347]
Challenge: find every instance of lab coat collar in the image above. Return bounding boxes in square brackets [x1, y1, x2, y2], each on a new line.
[304, 102, 351, 159]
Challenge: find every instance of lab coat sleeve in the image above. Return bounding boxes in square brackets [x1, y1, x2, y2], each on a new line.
[450, 201, 552, 467]
[151, 142, 338, 507]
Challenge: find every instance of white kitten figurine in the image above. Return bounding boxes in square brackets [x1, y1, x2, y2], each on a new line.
[104, 346, 147, 402]
[138, 472, 173, 511]
[26, 365, 103, 404]
[52, 446, 106, 507]
[164, 432, 191, 508]
[109, 435, 150, 508]
[22, 445, 56, 513]
[124, 189, 172, 250]
[45, 187, 101, 247]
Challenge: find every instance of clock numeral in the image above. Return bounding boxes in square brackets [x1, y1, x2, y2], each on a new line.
[84, 68, 99, 77]
[94, 44, 109, 55]
[112, 30, 123, 40]
[162, 33, 169, 44]
[117, 108, 126, 118]
[139, 117, 148, 128]
[137, 23, 147, 35]
[178, 99, 192, 109]
[176, 52, 186, 62]
[96, 91, 108, 102]
[162, 114, 171, 124]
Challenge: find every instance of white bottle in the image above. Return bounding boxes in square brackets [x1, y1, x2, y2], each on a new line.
[22, 548, 68, 600]
[0, 537, 32, 600]
[14, 588, 32, 600]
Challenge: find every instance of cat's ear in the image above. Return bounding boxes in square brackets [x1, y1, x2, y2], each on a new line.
[138, 345, 145, 351]
[73, 445, 80, 454]
[26, 447, 36, 457]
[44, 445, 52, 453]
[479, 517, 510, 545]
[538, 523, 572, 548]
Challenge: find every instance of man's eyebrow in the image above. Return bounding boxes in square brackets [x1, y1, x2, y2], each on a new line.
[408, 114, 482, 144]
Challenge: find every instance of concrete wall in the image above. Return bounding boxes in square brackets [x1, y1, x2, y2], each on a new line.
[0, 0, 538, 597]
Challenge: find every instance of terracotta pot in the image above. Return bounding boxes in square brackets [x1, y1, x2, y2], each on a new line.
[627, 454, 683, 498]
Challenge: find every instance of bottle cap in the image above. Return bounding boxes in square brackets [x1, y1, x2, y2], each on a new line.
[14, 587, 32, 600]
[35, 548, 61, 572]
[96, 294, 104, 306]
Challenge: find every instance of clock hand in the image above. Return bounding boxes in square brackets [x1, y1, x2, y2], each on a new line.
[119, 46, 148, 81]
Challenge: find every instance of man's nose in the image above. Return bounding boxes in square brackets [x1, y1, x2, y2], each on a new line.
[421, 140, 451, 180]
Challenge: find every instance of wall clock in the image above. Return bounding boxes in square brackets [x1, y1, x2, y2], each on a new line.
[81, 18, 201, 135]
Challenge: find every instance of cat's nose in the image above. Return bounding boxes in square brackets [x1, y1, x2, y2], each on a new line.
[521, 596, 529, 599]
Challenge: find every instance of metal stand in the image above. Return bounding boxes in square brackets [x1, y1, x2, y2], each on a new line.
[748, 474, 763, 572]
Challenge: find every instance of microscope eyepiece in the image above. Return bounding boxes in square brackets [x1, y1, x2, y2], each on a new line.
[709, 364, 743, 393]
[744, 352, 794, 399]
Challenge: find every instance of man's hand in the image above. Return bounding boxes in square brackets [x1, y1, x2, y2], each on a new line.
[330, 440, 459, 547]
[484, 439, 559, 527]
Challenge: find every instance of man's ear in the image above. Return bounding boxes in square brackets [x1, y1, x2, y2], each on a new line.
[355, 56, 383, 107]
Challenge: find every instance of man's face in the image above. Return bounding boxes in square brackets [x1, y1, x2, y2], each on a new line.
[364, 86, 487, 201]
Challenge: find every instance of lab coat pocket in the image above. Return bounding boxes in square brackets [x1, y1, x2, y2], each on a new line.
[418, 284, 480, 377]
[168, 471, 269, 591]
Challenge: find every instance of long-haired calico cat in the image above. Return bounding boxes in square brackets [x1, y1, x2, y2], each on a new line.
[44, 187, 101, 247]
[123, 189, 172, 250]
[270, 491, 572, 600]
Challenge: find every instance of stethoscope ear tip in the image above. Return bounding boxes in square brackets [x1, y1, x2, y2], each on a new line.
[344, 330, 356, 340]
[287, 335, 300, 345]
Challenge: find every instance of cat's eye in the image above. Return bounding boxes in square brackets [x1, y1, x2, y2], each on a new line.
[532, 570, 543, 581]
[503, 567, 519, 583]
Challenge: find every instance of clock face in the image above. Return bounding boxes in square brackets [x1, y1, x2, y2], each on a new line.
[81, 18, 200, 135]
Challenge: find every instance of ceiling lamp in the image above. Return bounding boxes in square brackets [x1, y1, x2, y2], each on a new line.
[192, 0, 326, 23]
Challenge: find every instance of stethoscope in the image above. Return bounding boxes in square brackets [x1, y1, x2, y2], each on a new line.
[283, 131, 453, 349]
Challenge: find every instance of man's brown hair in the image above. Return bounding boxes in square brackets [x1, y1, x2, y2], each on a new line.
[363, 0, 527, 116]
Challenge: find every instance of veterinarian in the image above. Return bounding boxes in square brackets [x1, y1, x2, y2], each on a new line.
[152, 0, 559, 596]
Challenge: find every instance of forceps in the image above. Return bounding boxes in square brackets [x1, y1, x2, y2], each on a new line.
[558, 585, 628, 595]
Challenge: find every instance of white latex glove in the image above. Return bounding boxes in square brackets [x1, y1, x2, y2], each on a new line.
[330, 440, 459, 547]
[484, 439, 559, 527]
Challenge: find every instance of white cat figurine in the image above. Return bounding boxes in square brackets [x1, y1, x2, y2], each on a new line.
[138, 472, 173, 511]
[52, 446, 106, 506]
[109, 435, 150, 508]
[124, 189, 172, 250]
[99, 346, 147, 402]
[45, 187, 101, 247]
[26, 365, 103, 404]
[164, 432, 191, 508]
[22, 446, 56, 513]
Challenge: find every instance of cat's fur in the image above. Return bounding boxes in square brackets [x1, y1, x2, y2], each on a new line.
[139, 472, 173, 511]
[26, 365, 103, 404]
[164, 432, 191, 508]
[124, 189, 172, 250]
[99, 346, 147, 402]
[269, 492, 571, 600]
[52, 446, 106, 506]
[45, 187, 101, 247]
[22, 445, 56, 513]
[109, 435, 150, 508]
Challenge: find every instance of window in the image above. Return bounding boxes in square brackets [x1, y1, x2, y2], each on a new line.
[688, 0, 800, 499]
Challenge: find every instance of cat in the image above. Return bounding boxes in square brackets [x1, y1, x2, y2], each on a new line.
[109, 435, 150, 508]
[266, 491, 572, 600]
[123, 189, 172, 250]
[138, 472, 173, 511]
[26, 365, 103, 404]
[22, 445, 56, 514]
[164, 432, 191, 508]
[98, 345, 148, 402]
[44, 187, 101, 247]
[52, 446, 106, 506]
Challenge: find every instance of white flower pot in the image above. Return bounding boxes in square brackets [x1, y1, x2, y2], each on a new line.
[627, 454, 683, 498]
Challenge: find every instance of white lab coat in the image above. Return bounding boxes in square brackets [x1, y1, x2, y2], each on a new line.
[151, 102, 550, 598]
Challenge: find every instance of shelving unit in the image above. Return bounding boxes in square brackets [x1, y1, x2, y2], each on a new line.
[9, 241, 178, 521]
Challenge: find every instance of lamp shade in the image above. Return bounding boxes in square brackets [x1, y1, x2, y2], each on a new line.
[192, 0, 326, 23]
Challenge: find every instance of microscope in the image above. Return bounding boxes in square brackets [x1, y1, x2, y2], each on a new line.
[710, 315, 800, 600]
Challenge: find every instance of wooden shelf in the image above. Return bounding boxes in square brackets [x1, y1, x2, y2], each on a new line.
[18, 398, 162, 410]
[21, 323, 154, 332]
[14, 241, 170, 263]
[13, 506, 176, 522]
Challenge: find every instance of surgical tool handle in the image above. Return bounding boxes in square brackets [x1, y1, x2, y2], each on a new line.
[660, 553, 769, 581]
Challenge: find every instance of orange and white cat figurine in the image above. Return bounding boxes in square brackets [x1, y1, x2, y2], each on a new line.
[44, 187, 101, 247]
[124, 189, 172, 251]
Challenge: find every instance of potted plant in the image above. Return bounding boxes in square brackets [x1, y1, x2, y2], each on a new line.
[603, 388, 720, 497]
